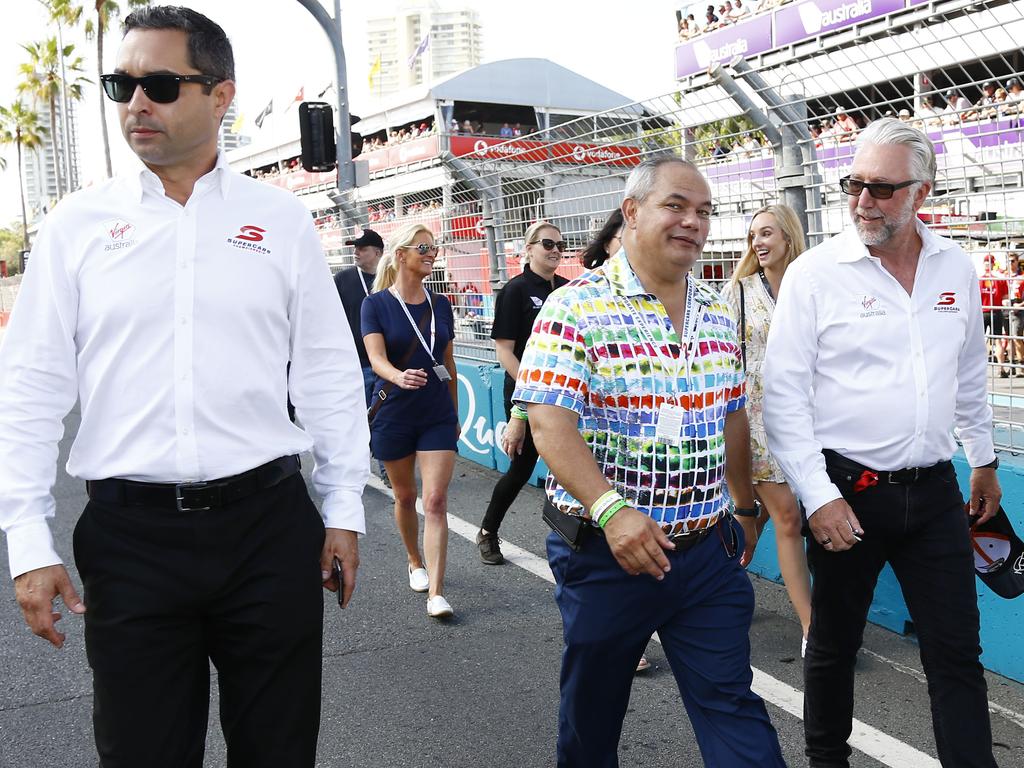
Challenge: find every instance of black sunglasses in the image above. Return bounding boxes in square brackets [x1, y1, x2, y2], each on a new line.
[100, 73, 223, 104]
[532, 238, 567, 253]
[403, 243, 439, 255]
[839, 176, 919, 200]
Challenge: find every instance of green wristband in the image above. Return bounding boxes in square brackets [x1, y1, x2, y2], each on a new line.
[597, 499, 629, 529]
[510, 405, 529, 421]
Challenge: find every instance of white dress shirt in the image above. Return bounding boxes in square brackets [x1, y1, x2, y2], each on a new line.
[763, 220, 994, 516]
[0, 154, 369, 578]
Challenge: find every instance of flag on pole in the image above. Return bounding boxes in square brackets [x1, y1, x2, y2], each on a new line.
[285, 86, 304, 113]
[407, 33, 430, 70]
[254, 99, 273, 129]
[368, 54, 381, 89]
[229, 111, 245, 134]
[317, 82, 334, 99]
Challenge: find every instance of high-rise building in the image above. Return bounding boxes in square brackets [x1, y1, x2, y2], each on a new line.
[367, 0, 482, 99]
[219, 101, 251, 153]
[22, 98, 79, 219]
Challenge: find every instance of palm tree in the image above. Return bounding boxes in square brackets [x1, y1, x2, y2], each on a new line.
[17, 38, 91, 201]
[86, 0, 150, 178]
[0, 102, 47, 251]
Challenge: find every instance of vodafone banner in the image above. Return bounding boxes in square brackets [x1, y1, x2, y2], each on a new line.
[450, 136, 642, 166]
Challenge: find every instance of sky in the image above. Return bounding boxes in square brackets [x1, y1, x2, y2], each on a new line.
[0, 0, 681, 226]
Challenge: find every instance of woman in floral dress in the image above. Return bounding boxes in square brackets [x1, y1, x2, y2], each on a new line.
[721, 203, 811, 653]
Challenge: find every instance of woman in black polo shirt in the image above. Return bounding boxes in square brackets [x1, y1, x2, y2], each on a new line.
[475, 221, 569, 565]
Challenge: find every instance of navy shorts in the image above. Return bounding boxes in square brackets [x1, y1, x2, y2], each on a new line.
[371, 419, 459, 461]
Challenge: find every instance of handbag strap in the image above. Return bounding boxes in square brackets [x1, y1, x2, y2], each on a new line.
[739, 280, 747, 372]
[367, 294, 435, 421]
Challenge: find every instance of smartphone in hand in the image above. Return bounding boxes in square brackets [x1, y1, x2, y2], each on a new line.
[332, 557, 345, 609]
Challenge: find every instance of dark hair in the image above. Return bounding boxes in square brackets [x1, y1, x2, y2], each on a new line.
[123, 6, 235, 82]
[581, 209, 625, 270]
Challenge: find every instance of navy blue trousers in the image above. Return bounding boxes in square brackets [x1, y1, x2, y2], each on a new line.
[547, 517, 784, 768]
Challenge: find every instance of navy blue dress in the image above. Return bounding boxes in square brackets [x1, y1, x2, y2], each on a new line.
[361, 288, 458, 458]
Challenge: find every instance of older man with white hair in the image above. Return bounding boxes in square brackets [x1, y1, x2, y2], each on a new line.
[764, 118, 1000, 768]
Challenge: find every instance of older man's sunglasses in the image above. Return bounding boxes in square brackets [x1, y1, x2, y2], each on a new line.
[100, 73, 223, 104]
[532, 238, 568, 253]
[839, 176, 919, 200]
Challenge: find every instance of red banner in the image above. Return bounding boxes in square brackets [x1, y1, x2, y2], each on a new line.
[261, 168, 337, 192]
[449, 136, 642, 166]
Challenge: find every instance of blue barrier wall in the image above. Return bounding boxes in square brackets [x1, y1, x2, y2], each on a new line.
[455, 362, 1024, 683]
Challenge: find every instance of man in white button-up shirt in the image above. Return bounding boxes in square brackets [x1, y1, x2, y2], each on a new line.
[0, 7, 368, 767]
[764, 119, 1000, 768]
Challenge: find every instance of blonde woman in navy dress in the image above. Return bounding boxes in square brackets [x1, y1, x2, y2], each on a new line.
[362, 223, 459, 619]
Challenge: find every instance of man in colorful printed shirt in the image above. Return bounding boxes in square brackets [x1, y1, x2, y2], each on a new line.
[514, 157, 784, 767]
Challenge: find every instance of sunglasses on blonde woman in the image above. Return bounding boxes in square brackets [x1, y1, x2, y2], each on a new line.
[402, 244, 440, 255]
[531, 238, 567, 253]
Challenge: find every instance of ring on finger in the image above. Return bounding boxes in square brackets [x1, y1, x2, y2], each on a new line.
[821, 537, 832, 546]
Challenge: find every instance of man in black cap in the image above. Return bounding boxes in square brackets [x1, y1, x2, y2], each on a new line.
[1004, 78, 1023, 115]
[968, 81, 999, 120]
[335, 229, 387, 480]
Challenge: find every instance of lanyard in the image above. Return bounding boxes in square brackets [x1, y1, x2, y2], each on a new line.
[390, 286, 437, 363]
[360, 270, 372, 297]
[758, 269, 774, 302]
[623, 278, 700, 393]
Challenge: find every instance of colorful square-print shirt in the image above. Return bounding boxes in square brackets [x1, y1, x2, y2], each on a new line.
[512, 251, 746, 534]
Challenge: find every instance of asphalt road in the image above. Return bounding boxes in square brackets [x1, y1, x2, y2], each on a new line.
[1, 408, 1023, 767]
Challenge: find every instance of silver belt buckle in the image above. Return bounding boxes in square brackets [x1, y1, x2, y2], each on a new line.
[175, 481, 211, 512]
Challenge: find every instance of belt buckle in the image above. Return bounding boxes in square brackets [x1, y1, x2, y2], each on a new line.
[176, 481, 212, 512]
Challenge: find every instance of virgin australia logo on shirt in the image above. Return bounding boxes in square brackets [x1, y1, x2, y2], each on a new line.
[101, 219, 136, 252]
[859, 294, 886, 318]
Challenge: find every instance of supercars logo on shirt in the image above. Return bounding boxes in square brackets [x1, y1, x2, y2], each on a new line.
[226, 224, 271, 254]
[934, 291, 961, 313]
[101, 219, 137, 252]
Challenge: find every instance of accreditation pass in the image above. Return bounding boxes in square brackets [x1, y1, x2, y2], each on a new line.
[655, 404, 686, 445]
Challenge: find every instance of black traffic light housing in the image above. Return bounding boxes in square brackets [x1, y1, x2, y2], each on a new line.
[299, 102, 336, 173]
[299, 102, 363, 173]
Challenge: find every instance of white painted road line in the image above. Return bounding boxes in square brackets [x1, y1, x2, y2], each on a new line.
[365, 476, 943, 767]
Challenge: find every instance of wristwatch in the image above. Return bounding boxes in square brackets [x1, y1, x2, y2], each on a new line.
[733, 501, 761, 517]
[976, 457, 999, 470]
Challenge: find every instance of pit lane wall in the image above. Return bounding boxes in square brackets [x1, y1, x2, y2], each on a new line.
[455, 359, 1024, 683]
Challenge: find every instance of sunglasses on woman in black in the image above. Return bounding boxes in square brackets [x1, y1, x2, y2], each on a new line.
[100, 73, 223, 104]
[532, 238, 568, 253]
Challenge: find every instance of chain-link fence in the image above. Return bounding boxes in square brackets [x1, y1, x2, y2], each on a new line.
[324, 0, 1022, 448]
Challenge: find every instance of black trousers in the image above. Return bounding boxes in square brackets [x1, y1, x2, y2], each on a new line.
[481, 400, 540, 534]
[803, 458, 995, 768]
[73, 472, 326, 768]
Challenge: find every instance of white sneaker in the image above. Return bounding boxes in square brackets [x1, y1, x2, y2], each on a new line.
[427, 595, 454, 618]
[408, 566, 429, 593]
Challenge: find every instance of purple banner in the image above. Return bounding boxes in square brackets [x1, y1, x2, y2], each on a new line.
[774, 0, 907, 47]
[675, 14, 773, 79]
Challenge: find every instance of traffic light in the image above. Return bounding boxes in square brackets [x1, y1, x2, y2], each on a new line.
[299, 102, 336, 173]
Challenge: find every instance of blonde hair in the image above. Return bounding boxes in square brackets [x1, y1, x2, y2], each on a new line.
[372, 222, 436, 293]
[731, 204, 806, 284]
[522, 221, 561, 262]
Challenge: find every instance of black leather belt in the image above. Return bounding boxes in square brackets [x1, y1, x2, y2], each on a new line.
[591, 515, 721, 552]
[86, 455, 301, 512]
[823, 449, 950, 485]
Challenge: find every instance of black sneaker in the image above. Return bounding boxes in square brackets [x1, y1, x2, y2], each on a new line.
[476, 530, 504, 565]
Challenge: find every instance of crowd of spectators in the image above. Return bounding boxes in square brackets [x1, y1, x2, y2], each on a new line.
[677, 0, 791, 40]
[246, 157, 303, 180]
[360, 121, 437, 153]
[978, 250, 1024, 378]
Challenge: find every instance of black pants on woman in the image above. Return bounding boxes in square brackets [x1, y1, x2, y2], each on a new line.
[803, 454, 995, 768]
[481, 400, 540, 533]
[73, 472, 326, 768]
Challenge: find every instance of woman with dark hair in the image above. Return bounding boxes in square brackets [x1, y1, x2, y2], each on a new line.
[580, 208, 624, 270]
[476, 222, 569, 564]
